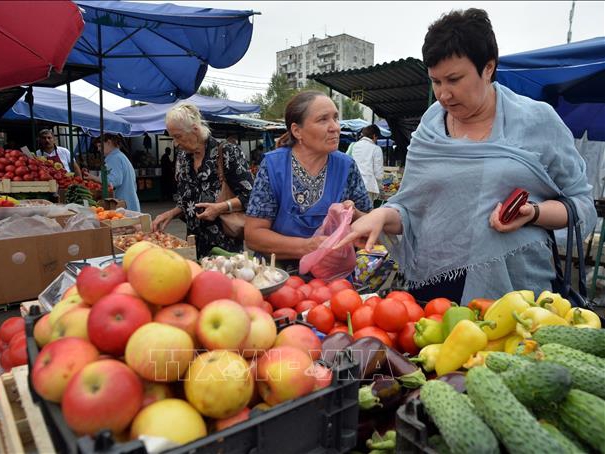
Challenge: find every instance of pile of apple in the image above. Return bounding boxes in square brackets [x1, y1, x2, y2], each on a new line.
[27, 241, 330, 447]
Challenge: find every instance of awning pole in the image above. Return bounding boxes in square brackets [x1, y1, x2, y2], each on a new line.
[26, 86, 35, 152]
[98, 23, 108, 199]
[66, 67, 75, 171]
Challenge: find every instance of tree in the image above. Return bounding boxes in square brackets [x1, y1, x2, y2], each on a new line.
[341, 97, 364, 120]
[248, 72, 297, 121]
[197, 83, 228, 99]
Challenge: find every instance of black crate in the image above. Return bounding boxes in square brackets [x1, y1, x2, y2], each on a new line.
[395, 399, 438, 454]
[25, 309, 360, 454]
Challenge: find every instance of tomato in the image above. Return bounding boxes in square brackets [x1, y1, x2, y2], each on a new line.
[351, 305, 374, 331]
[401, 301, 424, 323]
[427, 313, 443, 322]
[327, 278, 354, 294]
[353, 326, 393, 348]
[328, 325, 349, 335]
[8, 337, 27, 367]
[285, 276, 305, 289]
[425, 298, 453, 317]
[363, 296, 381, 308]
[0, 317, 25, 343]
[308, 286, 332, 305]
[330, 289, 362, 321]
[298, 284, 313, 299]
[397, 322, 420, 355]
[8, 331, 26, 348]
[386, 290, 417, 305]
[307, 305, 335, 334]
[272, 307, 297, 322]
[267, 286, 303, 309]
[308, 278, 327, 289]
[373, 298, 409, 332]
[295, 299, 318, 313]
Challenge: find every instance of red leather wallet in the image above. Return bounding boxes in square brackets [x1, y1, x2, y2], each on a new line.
[499, 188, 529, 224]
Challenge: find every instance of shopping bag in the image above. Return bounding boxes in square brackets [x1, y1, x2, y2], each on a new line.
[299, 203, 357, 281]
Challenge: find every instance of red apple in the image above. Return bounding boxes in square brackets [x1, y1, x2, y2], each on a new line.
[76, 263, 127, 305]
[187, 271, 233, 309]
[196, 299, 250, 351]
[87, 294, 152, 356]
[215, 407, 250, 432]
[7, 336, 27, 367]
[32, 338, 100, 402]
[61, 359, 143, 435]
[231, 278, 264, 307]
[240, 307, 277, 359]
[154, 303, 199, 340]
[141, 380, 174, 408]
[273, 324, 322, 360]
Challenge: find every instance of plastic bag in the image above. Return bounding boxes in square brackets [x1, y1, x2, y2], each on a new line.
[299, 203, 357, 281]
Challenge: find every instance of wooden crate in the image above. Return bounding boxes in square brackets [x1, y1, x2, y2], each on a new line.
[101, 213, 152, 234]
[0, 366, 55, 454]
[0, 179, 58, 194]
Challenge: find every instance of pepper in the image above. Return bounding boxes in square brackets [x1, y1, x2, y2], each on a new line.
[536, 291, 571, 317]
[482, 291, 530, 340]
[442, 306, 476, 338]
[504, 333, 524, 354]
[410, 343, 443, 373]
[564, 307, 602, 329]
[468, 298, 495, 319]
[413, 318, 444, 348]
[484, 334, 509, 352]
[435, 320, 495, 376]
[513, 307, 568, 338]
[517, 290, 536, 305]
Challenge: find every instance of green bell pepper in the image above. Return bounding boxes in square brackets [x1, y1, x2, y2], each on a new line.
[413, 318, 444, 348]
[442, 306, 477, 338]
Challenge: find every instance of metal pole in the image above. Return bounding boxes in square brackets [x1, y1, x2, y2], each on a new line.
[567, 1, 576, 43]
[66, 68, 75, 171]
[26, 86, 36, 152]
[98, 23, 108, 199]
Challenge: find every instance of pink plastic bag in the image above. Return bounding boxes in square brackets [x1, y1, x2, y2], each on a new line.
[299, 203, 357, 281]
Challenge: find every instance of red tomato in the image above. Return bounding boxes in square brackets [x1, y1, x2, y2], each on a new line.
[272, 307, 297, 322]
[330, 289, 362, 321]
[327, 278, 354, 294]
[295, 299, 318, 313]
[363, 296, 382, 308]
[298, 284, 313, 299]
[308, 286, 332, 305]
[427, 313, 443, 322]
[351, 305, 375, 331]
[397, 322, 420, 355]
[308, 278, 327, 289]
[373, 298, 409, 332]
[328, 325, 349, 335]
[425, 298, 453, 317]
[307, 305, 335, 334]
[267, 286, 303, 310]
[401, 301, 424, 323]
[8, 331, 26, 348]
[353, 326, 393, 348]
[8, 337, 27, 367]
[0, 317, 25, 344]
[285, 276, 305, 289]
[386, 290, 417, 305]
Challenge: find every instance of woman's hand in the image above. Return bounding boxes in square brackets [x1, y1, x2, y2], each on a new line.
[334, 208, 391, 250]
[152, 211, 175, 232]
[195, 202, 224, 222]
[489, 202, 535, 232]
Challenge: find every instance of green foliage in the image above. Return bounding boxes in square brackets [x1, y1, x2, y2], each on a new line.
[341, 97, 364, 120]
[197, 83, 229, 99]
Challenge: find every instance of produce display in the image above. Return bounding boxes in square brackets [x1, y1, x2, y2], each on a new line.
[0, 195, 19, 207]
[199, 251, 285, 288]
[113, 231, 188, 250]
[65, 184, 98, 206]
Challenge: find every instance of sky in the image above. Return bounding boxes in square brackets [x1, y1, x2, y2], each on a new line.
[64, 1, 605, 111]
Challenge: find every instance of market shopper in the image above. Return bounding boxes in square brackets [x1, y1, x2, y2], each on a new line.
[349, 124, 384, 202]
[335, 8, 597, 303]
[245, 90, 372, 269]
[36, 129, 82, 177]
[84, 134, 140, 212]
[151, 103, 254, 258]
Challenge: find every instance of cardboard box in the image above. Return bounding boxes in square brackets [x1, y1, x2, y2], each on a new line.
[0, 225, 113, 305]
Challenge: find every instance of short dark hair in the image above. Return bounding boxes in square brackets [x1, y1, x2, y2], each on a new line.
[280, 90, 331, 147]
[361, 125, 380, 139]
[38, 129, 53, 137]
[422, 8, 498, 82]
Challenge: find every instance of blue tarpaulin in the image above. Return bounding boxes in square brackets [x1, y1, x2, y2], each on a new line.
[339, 119, 391, 137]
[112, 94, 261, 135]
[497, 37, 605, 140]
[69, 1, 256, 103]
[2, 86, 131, 135]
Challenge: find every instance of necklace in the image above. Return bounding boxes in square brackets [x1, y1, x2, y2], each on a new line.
[451, 115, 493, 141]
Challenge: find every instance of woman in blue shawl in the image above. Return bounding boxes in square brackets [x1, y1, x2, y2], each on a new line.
[337, 8, 596, 303]
[245, 91, 372, 270]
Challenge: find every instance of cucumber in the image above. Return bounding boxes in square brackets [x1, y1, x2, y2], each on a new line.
[420, 380, 499, 454]
[428, 435, 452, 454]
[500, 361, 572, 408]
[541, 342, 605, 369]
[484, 351, 532, 372]
[533, 325, 605, 357]
[558, 389, 605, 452]
[539, 422, 585, 454]
[534, 408, 591, 452]
[466, 367, 566, 454]
[541, 343, 605, 399]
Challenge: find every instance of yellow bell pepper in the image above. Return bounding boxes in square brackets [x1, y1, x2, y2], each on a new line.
[564, 307, 602, 329]
[517, 290, 535, 305]
[536, 291, 571, 317]
[484, 335, 508, 352]
[435, 320, 494, 376]
[482, 291, 530, 340]
[513, 307, 568, 338]
[504, 334, 524, 354]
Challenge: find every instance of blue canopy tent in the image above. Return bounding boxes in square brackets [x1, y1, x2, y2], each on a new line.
[112, 94, 261, 136]
[339, 119, 391, 137]
[497, 37, 605, 140]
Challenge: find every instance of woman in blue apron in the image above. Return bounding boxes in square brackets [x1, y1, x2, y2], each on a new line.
[245, 91, 372, 273]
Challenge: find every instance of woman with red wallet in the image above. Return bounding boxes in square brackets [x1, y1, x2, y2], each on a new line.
[336, 8, 596, 303]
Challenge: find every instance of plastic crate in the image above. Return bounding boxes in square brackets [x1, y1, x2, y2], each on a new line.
[25, 310, 360, 454]
[395, 399, 438, 454]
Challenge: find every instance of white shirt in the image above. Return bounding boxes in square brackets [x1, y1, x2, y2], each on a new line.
[350, 137, 384, 194]
[35, 146, 73, 172]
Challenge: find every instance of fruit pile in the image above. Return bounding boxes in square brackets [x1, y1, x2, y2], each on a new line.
[0, 317, 27, 371]
[0, 195, 19, 207]
[92, 206, 124, 221]
[114, 231, 187, 251]
[26, 242, 332, 446]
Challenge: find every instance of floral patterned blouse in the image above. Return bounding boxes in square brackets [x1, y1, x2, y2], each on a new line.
[175, 136, 253, 257]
